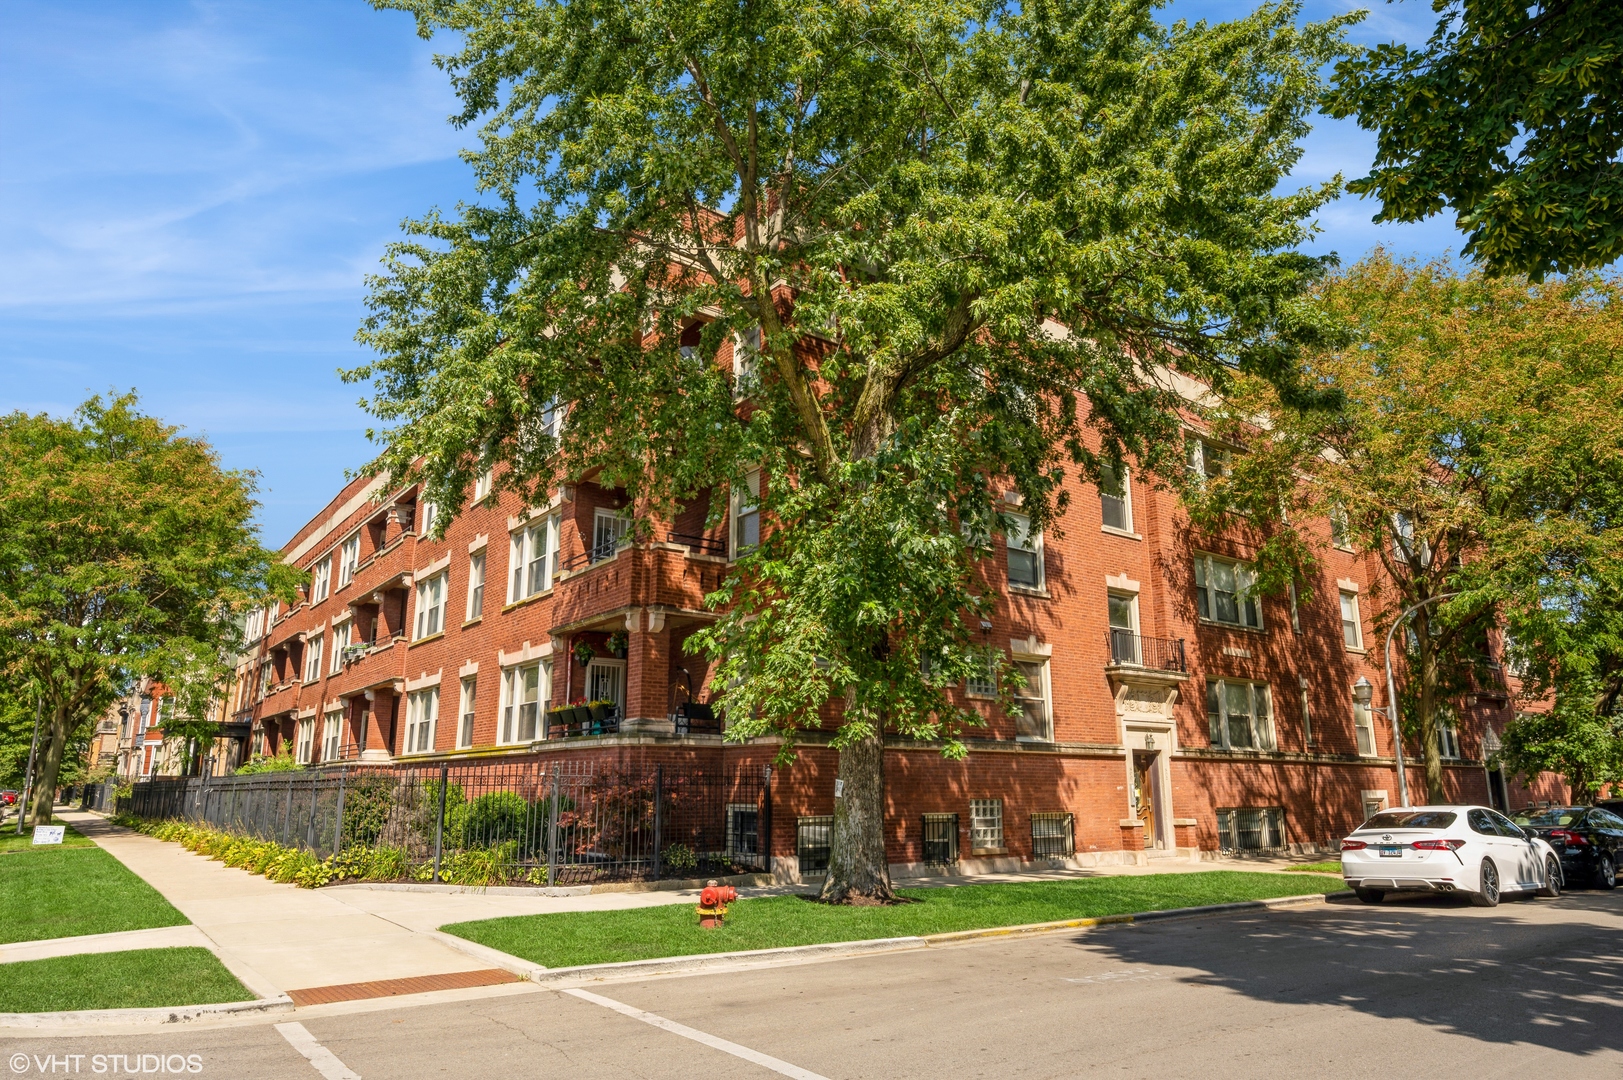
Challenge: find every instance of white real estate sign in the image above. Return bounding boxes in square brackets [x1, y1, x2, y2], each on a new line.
[31, 825, 65, 845]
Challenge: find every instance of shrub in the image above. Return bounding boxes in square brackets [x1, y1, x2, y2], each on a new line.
[235, 751, 303, 775]
[456, 792, 544, 856]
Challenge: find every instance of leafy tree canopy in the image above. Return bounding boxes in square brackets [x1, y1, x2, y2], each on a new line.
[1186, 252, 1623, 802]
[352, 0, 1352, 898]
[1325, 0, 1623, 280]
[0, 394, 299, 823]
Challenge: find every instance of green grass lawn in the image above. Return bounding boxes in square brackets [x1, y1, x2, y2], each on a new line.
[0, 847, 189, 944]
[446, 869, 1345, 969]
[0, 820, 95, 854]
[1281, 860, 1343, 875]
[0, 948, 253, 1013]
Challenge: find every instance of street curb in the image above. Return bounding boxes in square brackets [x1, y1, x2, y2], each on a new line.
[528, 936, 928, 984]
[0, 995, 294, 1030]
[429, 930, 547, 981]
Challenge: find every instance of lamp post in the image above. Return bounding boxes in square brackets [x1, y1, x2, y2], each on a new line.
[1353, 592, 1460, 809]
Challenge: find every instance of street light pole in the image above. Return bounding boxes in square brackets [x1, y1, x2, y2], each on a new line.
[1361, 592, 1460, 809]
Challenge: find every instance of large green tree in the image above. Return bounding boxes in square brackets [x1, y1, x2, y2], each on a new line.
[1187, 253, 1623, 803]
[1325, 0, 1623, 280]
[0, 395, 295, 825]
[352, 0, 1350, 900]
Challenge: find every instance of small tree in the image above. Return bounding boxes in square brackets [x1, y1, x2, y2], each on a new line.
[0, 394, 297, 825]
[1498, 676, 1623, 803]
[1187, 254, 1623, 803]
[353, 0, 1351, 900]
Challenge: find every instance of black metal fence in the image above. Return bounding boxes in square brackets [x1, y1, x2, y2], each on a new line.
[120, 759, 771, 886]
[1106, 630, 1188, 674]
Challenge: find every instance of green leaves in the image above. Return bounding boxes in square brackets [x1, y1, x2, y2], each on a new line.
[1325, 0, 1623, 280]
[355, 0, 1351, 752]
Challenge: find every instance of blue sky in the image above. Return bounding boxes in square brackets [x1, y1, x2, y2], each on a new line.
[1, 0, 1458, 547]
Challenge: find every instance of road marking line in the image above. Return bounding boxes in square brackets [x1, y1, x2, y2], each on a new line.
[562, 987, 830, 1080]
[275, 1021, 361, 1080]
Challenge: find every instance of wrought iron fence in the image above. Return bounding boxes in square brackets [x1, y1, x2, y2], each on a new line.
[1105, 630, 1188, 673]
[119, 759, 771, 886]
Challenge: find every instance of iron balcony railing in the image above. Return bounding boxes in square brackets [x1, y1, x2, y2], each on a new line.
[1105, 630, 1188, 674]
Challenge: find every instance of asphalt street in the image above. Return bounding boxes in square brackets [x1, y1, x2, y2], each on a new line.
[6, 889, 1622, 1079]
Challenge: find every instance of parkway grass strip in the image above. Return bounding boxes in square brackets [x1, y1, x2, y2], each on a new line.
[445, 870, 1343, 969]
[0, 948, 253, 1013]
[0, 846, 189, 944]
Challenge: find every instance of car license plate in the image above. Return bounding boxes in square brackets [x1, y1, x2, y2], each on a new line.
[1378, 846, 1403, 858]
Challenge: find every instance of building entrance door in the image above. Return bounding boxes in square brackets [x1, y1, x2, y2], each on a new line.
[1132, 750, 1159, 850]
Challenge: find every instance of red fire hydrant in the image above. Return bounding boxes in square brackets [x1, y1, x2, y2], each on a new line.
[697, 880, 738, 928]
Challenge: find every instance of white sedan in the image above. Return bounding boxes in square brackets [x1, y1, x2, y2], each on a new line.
[1341, 805, 1563, 906]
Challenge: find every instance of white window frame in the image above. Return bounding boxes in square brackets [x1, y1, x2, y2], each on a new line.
[295, 718, 315, 764]
[499, 661, 549, 745]
[414, 572, 447, 640]
[1438, 706, 1462, 760]
[966, 648, 998, 698]
[303, 634, 324, 683]
[1352, 694, 1377, 757]
[1193, 553, 1263, 629]
[338, 534, 360, 588]
[322, 710, 342, 762]
[404, 687, 439, 755]
[1099, 464, 1134, 534]
[585, 658, 626, 712]
[1186, 436, 1231, 483]
[592, 507, 631, 562]
[733, 326, 761, 396]
[1216, 807, 1285, 852]
[310, 558, 331, 604]
[467, 551, 487, 622]
[1011, 656, 1052, 742]
[1206, 678, 1275, 751]
[969, 798, 1004, 853]
[473, 469, 493, 503]
[420, 499, 438, 536]
[1330, 504, 1354, 551]
[731, 471, 761, 557]
[509, 514, 560, 603]
[459, 676, 477, 749]
[1339, 590, 1364, 650]
[1107, 591, 1140, 664]
[330, 620, 351, 675]
[1004, 511, 1044, 590]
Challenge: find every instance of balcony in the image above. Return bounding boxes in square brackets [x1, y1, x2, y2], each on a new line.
[1104, 630, 1188, 676]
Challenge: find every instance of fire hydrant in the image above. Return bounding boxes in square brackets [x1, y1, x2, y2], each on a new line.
[696, 880, 737, 928]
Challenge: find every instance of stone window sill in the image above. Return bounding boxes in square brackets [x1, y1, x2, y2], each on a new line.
[409, 631, 446, 648]
[1101, 526, 1142, 541]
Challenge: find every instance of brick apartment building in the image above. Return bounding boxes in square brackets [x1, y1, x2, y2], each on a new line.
[230, 405, 1565, 878]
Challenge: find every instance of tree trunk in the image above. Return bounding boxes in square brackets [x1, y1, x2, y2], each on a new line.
[1415, 610, 1446, 805]
[28, 703, 69, 827]
[819, 728, 896, 903]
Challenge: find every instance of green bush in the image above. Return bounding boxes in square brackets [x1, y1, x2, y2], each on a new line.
[456, 792, 545, 856]
[234, 751, 303, 775]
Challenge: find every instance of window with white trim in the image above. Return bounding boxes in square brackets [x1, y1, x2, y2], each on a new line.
[310, 558, 331, 604]
[1352, 693, 1377, 756]
[330, 621, 351, 675]
[338, 534, 360, 588]
[414, 573, 446, 639]
[1012, 658, 1051, 741]
[732, 471, 761, 556]
[969, 799, 1004, 853]
[1107, 592, 1139, 664]
[592, 508, 630, 562]
[1185, 436, 1231, 483]
[467, 551, 486, 621]
[473, 469, 493, 503]
[1206, 678, 1275, 750]
[1100, 465, 1132, 532]
[500, 661, 548, 744]
[1339, 590, 1363, 650]
[1438, 705, 1462, 760]
[1193, 554, 1262, 629]
[509, 514, 560, 603]
[295, 718, 315, 764]
[540, 396, 564, 437]
[244, 608, 264, 643]
[734, 326, 761, 396]
[303, 634, 324, 683]
[1330, 504, 1353, 551]
[420, 499, 439, 536]
[1005, 512, 1043, 589]
[966, 649, 998, 697]
[322, 710, 341, 762]
[404, 687, 438, 754]
[459, 676, 477, 749]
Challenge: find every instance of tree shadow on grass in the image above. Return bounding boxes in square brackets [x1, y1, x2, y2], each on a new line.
[1079, 890, 1623, 1058]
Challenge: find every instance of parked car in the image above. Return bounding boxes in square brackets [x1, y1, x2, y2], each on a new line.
[1597, 799, 1623, 819]
[1341, 805, 1562, 907]
[0, 790, 17, 807]
[1510, 805, 1623, 890]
